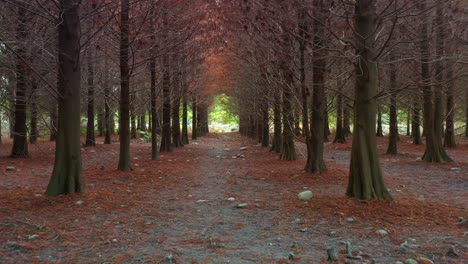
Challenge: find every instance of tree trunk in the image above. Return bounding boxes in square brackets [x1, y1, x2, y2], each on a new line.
[306, 0, 327, 172]
[49, 99, 58, 141]
[150, 38, 158, 160]
[172, 97, 183, 147]
[421, 1, 452, 162]
[466, 84, 468, 138]
[280, 38, 297, 161]
[181, 90, 189, 145]
[406, 106, 410, 136]
[346, 0, 392, 200]
[444, 63, 456, 147]
[46, 0, 83, 195]
[192, 98, 197, 140]
[343, 101, 351, 137]
[412, 99, 422, 145]
[85, 47, 95, 147]
[130, 93, 137, 139]
[324, 103, 330, 142]
[271, 94, 282, 153]
[140, 114, 146, 132]
[333, 80, 346, 143]
[376, 105, 384, 137]
[97, 105, 104, 137]
[11, 2, 29, 158]
[104, 57, 112, 145]
[117, 0, 132, 171]
[160, 54, 171, 152]
[386, 52, 398, 155]
[261, 100, 269, 147]
[29, 80, 38, 144]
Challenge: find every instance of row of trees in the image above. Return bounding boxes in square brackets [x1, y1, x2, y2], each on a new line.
[221, 0, 467, 199]
[0, 0, 466, 199]
[0, 0, 218, 194]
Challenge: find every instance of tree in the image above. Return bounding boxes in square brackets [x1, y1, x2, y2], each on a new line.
[85, 46, 96, 147]
[420, 0, 452, 162]
[11, 2, 29, 158]
[305, 0, 327, 173]
[46, 0, 84, 195]
[117, 0, 132, 171]
[346, 0, 392, 200]
[386, 52, 398, 155]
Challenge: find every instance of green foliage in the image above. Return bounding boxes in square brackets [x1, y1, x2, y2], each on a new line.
[209, 94, 239, 125]
[138, 130, 152, 142]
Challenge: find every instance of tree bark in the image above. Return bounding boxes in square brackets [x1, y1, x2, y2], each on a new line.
[11, 2, 29, 158]
[346, 0, 392, 200]
[104, 57, 112, 145]
[29, 80, 38, 144]
[305, 0, 327, 172]
[46, 0, 83, 195]
[412, 99, 422, 144]
[444, 62, 456, 147]
[333, 79, 346, 143]
[192, 98, 197, 140]
[49, 99, 58, 141]
[421, 0, 452, 162]
[376, 105, 384, 137]
[117, 0, 132, 171]
[386, 53, 398, 155]
[150, 37, 158, 160]
[85, 47, 95, 147]
[271, 94, 282, 153]
[406, 107, 410, 136]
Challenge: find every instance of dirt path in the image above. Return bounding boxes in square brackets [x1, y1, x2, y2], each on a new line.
[0, 134, 466, 263]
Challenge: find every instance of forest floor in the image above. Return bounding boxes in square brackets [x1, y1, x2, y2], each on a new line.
[0, 133, 467, 263]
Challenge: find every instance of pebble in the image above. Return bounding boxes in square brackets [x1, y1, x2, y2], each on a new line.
[376, 229, 388, 236]
[418, 195, 425, 202]
[240, 147, 248, 150]
[28, 234, 39, 240]
[298, 190, 313, 201]
[227, 197, 236, 201]
[231, 156, 237, 159]
[236, 203, 248, 208]
[404, 259, 417, 264]
[346, 217, 355, 223]
[416, 257, 434, 264]
[76, 200, 84, 205]
[447, 245, 459, 257]
[6, 166, 15, 171]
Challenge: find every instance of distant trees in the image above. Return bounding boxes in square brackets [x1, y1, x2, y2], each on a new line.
[0, 0, 466, 198]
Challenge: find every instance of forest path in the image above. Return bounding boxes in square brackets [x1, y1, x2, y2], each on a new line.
[0, 134, 466, 263]
[142, 134, 307, 263]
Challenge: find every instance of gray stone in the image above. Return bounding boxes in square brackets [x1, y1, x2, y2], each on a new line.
[447, 245, 459, 257]
[404, 259, 417, 264]
[6, 166, 15, 171]
[227, 197, 236, 201]
[376, 229, 388, 236]
[240, 147, 248, 150]
[298, 190, 313, 201]
[76, 200, 84, 205]
[327, 246, 338, 261]
[236, 203, 248, 208]
[346, 217, 355, 223]
[28, 234, 39, 240]
[416, 257, 434, 264]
